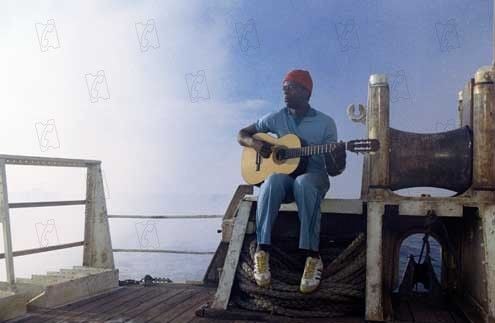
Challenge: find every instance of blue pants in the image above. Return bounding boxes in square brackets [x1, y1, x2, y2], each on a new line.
[256, 172, 330, 251]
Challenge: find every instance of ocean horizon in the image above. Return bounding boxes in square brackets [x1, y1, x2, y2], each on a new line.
[115, 231, 442, 286]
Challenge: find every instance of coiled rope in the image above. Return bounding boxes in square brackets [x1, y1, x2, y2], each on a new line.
[233, 233, 366, 318]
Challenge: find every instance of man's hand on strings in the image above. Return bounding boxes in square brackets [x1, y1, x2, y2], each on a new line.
[253, 140, 274, 159]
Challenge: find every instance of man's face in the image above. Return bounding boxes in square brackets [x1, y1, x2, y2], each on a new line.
[283, 80, 309, 108]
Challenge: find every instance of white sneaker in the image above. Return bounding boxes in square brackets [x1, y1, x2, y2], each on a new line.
[300, 256, 323, 293]
[253, 250, 271, 287]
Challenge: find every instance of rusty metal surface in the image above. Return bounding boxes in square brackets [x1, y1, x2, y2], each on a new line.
[389, 126, 472, 193]
[472, 67, 495, 190]
[462, 209, 490, 318]
[480, 204, 495, 321]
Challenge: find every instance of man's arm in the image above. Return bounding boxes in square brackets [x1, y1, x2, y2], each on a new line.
[237, 123, 259, 148]
[238, 123, 273, 158]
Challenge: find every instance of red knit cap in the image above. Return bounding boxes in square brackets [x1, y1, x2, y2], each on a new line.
[283, 69, 313, 94]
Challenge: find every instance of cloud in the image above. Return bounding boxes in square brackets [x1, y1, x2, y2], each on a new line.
[0, 1, 252, 197]
[0, 0, 255, 280]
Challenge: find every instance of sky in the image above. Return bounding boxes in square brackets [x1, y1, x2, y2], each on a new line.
[0, 0, 493, 281]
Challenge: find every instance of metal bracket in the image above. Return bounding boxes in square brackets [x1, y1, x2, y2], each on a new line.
[347, 104, 367, 124]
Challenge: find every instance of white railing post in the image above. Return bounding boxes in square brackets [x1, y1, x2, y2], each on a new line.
[0, 159, 15, 290]
[83, 164, 114, 269]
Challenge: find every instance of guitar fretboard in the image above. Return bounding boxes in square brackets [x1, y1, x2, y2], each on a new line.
[284, 142, 343, 158]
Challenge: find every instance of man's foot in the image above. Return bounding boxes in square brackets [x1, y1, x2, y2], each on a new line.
[253, 250, 271, 287]
[300, 256, 323, 293]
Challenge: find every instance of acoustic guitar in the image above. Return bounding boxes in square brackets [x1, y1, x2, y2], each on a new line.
[241, 133, 380, 185]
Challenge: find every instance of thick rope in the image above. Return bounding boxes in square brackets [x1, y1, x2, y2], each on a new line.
[233, 233, 366, 318]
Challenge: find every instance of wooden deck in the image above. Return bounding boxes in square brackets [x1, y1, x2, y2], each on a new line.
[6, 283, 467, 323]
[8, 284, 215, 323]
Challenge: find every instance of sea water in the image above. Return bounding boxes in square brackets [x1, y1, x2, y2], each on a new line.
[115, 231, 442, 285]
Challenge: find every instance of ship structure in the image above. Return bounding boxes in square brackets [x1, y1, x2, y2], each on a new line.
[0, 66, 495, 322]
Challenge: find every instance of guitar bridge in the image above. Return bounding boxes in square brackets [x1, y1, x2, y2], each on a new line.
[255, 152, 262, 171]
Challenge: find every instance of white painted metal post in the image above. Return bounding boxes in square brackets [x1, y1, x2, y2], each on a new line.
[212, 200, 252, 310]
[366, 201, 384, 321]
[364, 74, 388, 321]
[83, 164, 114, 269]
[0, 159, 15, 290]
[368, 74, 390, 188]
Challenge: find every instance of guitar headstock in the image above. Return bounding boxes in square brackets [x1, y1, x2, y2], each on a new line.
[346, 139, 380, 154]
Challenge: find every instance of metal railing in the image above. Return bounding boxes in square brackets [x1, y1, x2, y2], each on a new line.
[0, 154, 102, 290]
[108, 214, 222, 255]
[106, 185, 254, 256]
[0, 154, 252, 290]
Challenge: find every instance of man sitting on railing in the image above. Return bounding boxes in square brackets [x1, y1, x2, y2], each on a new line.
[237, 69, 346, 293]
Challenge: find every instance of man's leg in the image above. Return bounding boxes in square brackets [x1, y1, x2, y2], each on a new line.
[254, 173, 294, 287]
[293, 172, 329, 293]
[256, 173, 294, 247]
[293, 173, 329, 251]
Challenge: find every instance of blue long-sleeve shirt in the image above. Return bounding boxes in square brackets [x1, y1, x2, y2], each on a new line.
[255, 106, 338, 176]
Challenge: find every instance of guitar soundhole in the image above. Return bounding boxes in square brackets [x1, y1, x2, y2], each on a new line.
[273, 147, 288, 164]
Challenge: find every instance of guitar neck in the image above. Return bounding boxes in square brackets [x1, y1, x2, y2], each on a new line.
[285, 142, 345, 159]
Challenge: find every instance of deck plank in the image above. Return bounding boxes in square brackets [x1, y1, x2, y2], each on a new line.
[190, 318, 239, 323]
[131, 287, 200, 321]
[46, 286, 141, 322]
[46, 286, 154, 323]
[393, 299, 414, 321]
[10, 288, 132, 323]
[449, 309, 466, 322]
[7, 284, 468, 323]
[158, 288, 215, 322]
[408, 300, 437, 322]
[59, 286, 131, 311]
[80, 287, 169, 322]
[408, 298, 456, 323]
[435, 310, 458, 323]
[100, 286, 187, 322]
